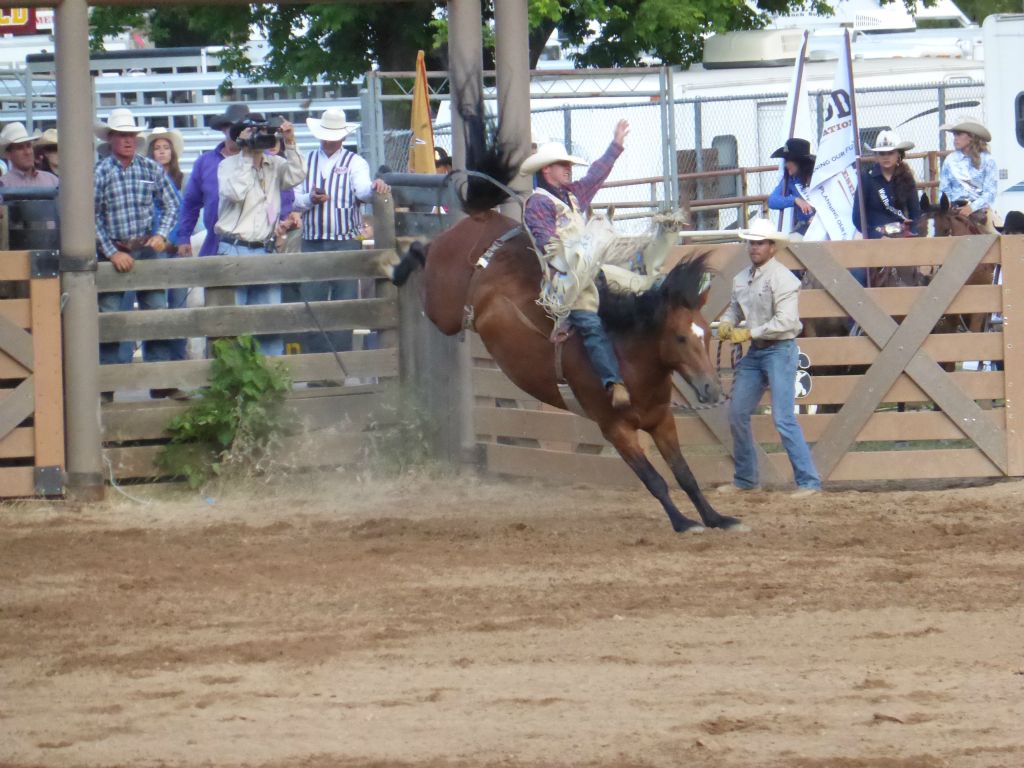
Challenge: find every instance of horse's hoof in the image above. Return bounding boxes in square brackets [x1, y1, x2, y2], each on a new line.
[712, 515, 747, 531]
[674, 523, 706, 534]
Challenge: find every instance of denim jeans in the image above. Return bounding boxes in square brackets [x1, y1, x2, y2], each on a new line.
[98, 247, 174, 365]
[569, 309, 622, 389]
[298, 239, 362, 354]
[216, 240, 283, 357]
[728, 339, 821, 490]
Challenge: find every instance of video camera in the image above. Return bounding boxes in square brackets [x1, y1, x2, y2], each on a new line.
[231, 114, 283, 151]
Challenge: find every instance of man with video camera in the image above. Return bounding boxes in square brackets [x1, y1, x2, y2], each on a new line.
[215, 113, 305, 357]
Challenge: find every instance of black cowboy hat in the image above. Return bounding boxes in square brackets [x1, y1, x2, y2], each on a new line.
[434, 146, 451, 168]
[1001, 210, 1024, 235]
[770, 137, 815, 163]
[210, 103, 251, 131]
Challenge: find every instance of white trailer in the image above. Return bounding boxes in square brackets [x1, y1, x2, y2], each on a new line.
[983, 14, 1024, 219]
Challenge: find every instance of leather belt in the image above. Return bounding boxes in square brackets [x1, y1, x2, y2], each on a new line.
[114, 236, 152, 251]
[751, 339, 786, 350]
[220, 234, 271, 251]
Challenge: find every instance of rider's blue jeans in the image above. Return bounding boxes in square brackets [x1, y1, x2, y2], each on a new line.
[569, 309, 623, 389]
[728, 339, 821, 490]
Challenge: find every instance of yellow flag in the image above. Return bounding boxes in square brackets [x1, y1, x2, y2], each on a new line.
[409, 50, 436, 174]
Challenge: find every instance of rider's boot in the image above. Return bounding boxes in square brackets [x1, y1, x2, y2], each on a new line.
[609, 382, 631, 410]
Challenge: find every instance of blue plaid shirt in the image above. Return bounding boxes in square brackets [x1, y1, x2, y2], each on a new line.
[939, 150, 998, 212]
[94, 154, 180, 259]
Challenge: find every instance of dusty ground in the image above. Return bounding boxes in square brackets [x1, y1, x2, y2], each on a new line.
[1, 473, 1023, 768]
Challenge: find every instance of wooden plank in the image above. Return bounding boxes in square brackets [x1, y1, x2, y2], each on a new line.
[0, 426, 34, 459]
[98, 298, 398, 342]
[792, 236, 1007, 477]
[0, 377, 34, 442]
[0, 251, 31, 280]
[485, 442, 735, 488]
[767, 370, 1005, 406]
[0, 349, 31, 378]
[102, 388, 393, 442]
[673, 235, 1000, 272]
[0, 466, 34, 497]
[95, 249, 396, 291]
[105, 430, 372, 480]
[98, 349, 398, 390]
[825, 448, 1002, 481]
[0, 311, 33, 369]
[472, 367, 541, 403]
[0, 299, 31, 329]
[29, 278, 64, 470]
[1000, 234, 1024, 474]
[782, 333, 1003, 366]
[798, 285, 1000, 320]
[768, 409, 1005, 443]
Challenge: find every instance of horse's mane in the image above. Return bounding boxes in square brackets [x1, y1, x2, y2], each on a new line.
[599, 254, 712, 334]
[457, 88, 521, 214]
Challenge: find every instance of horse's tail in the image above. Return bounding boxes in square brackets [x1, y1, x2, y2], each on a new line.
[457, 89, 521, 215]
[391, 240, 427, 286]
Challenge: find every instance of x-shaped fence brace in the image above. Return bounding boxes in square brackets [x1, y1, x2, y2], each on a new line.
[677, 235, 1005, 482]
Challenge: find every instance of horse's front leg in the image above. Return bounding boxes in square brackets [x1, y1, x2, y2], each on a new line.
[649, 412, 744, 530]
[604, 421, 704, 534]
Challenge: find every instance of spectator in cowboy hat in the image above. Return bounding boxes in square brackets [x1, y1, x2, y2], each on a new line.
[939, 117, 1000, 232]
[434, 146, 452, 174]
[175, 103, 251, 258]
[291, 107, 389, 361]
[521, 123, 632, 410]
[93, 107, 182, 399]
[767, 137, 815, 238]
[0, 122, 57, 188]
[717, 217, 821, 497]
[33, 128, 59, 176]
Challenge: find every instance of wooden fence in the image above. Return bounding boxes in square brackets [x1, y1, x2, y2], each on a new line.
[96, 247, 400, 482]
[473, 235, 1024, 487]
[0, 249, 65, 496]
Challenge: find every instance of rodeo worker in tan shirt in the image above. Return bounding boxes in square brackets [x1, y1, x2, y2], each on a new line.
[717, 217, 822, 497]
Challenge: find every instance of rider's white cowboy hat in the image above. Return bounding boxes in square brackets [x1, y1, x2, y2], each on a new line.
[739, 216, 789, 243]
[864, 130, 914, 153]
[306, 108, 358, 142]
[519, 141, 587, 176]
[0, 122, 37, 152]
[939, 117, 991, 143]
[94, 108, 147, 140]
[144, 127, 184, 159]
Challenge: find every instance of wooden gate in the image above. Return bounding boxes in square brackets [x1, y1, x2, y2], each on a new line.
[0, 249, 65, 497]
[474, 235, 1024, 486]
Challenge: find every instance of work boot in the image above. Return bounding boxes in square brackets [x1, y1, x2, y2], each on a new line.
[609, 382, 631, 410]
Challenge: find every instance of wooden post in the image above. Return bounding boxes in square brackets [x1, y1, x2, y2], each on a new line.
[1001, 235, 1024, 475]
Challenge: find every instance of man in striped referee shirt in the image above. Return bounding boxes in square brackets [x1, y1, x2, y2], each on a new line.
[292, 108, 390, 358]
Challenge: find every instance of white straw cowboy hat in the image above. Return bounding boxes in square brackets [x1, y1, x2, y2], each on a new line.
[519, 141, 587, 176]
[739, 216, 789, 243]
[864, 130, 914, 153]
[94, 108, 147, 140]
[939, 117, 991, 143]
[145, 127, 184, 158]
[306, 108, 358, 141]
[34, 128, 58, 149]
[0, 122, 37, 152]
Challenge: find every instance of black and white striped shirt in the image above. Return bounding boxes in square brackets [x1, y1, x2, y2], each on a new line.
[294, 147, 374, 241]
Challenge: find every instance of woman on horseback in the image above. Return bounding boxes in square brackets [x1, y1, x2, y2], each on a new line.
[521, 120, 631, 409]
[767, 138, 816, 238]
[938, 118, 999, 234]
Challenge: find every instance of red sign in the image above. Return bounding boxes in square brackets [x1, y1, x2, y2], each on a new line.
[0, 8, 39, 34]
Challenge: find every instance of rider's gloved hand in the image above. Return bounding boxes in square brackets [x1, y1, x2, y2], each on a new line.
[730, 328, 752, 343]
[717, 321, 733, 340]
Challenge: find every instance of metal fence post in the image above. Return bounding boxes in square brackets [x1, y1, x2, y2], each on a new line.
[815, 91, 825, 142]
[666, 67, 679, 210]
[937, 84, 947, 152]
[693, 98, 704, 204]
[563, 106, 572, 152]
[359, 80, 378, 176]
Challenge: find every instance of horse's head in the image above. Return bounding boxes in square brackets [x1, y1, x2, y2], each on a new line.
[919, 192, 983, 237]
[657, 256, 722, 403]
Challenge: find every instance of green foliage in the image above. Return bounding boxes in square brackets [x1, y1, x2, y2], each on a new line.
[156, 336, 292, 488]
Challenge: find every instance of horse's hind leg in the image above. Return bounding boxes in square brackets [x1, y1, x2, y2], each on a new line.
[649, 414, 744, 530]
[608, 426, 704, 534]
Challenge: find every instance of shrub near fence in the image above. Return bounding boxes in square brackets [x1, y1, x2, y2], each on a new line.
[97, 236, 400, 483]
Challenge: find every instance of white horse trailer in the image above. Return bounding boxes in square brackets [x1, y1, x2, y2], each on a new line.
[983, 14, 1024, 219]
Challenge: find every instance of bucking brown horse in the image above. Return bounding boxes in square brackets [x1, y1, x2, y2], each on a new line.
[392, 108, 741, 534]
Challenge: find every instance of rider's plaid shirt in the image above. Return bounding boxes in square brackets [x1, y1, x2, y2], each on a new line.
[94, 154, 179, 259]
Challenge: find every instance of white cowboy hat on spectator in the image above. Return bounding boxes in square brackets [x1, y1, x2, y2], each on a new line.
[864, 130, 914, 153]
[94, 108, 147, 140]
[34, 128, 58, 149]
[519, 141, 587, 176]
[145, 127, 184, 158]
[939, 117, 991, 142]
[0, 122, 37, 152]
[306, 108, 358, 141]
[739, 216, 789, 243]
